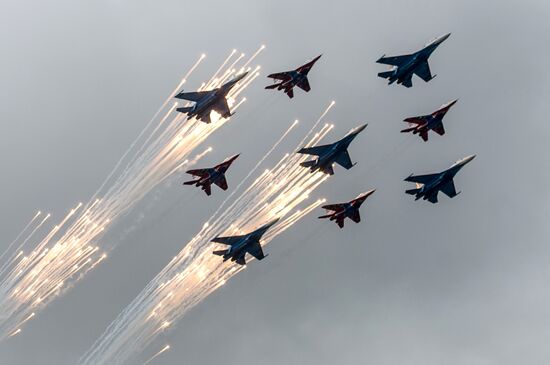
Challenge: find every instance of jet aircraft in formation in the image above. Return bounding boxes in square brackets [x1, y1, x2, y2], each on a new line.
[405, 154, 476, 203]
[297, 123, 367, 175]
[265, 55, 322, 98]
[175, 72, 248, 123]
[171, 34, 476, 264]
[183, 154, 240, 196]
[401, 99, 458, 141]
[319, 189, 376, 228]
[211, 219, 278, 265]
[377, 33, 450, 87]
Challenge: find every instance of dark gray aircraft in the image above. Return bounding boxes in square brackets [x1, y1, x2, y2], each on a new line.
[405, 154, 475, 203]
[401, 99, 458, 141]
[174, 72, 248, 123]
[377, 33, 450, 87]
[212, 219, 279, 265]
[319, 189, 376, 228]
[183, 154, 239, 196]
[297, 123, 368, 175]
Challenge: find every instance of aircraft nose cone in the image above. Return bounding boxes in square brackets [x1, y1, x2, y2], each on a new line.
[436, 33, 451, 44]
[461, 154, 476, 165]
[264, 218, 280, 229]
[447, 98, 459, 107]
[234, 71, 249, 82]
[352, 123, 368, 135]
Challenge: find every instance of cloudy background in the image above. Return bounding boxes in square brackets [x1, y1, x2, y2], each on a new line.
[1, 0, 550, 364]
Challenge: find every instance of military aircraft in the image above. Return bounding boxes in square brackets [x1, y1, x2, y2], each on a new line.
[183, 154, 240, 196]
[377, 33, 450, 87]
[297, 123, 367, 175]
[405, 154, 475, 203]
[265, 55, 322, 98]
[212, 219, 279, 265]
[319, 189, 376, 228]
[401, 99, 458, 141]
[174, 72, 248, 123]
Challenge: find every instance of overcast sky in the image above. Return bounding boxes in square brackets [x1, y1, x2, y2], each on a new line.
[1, 0, 550, 364]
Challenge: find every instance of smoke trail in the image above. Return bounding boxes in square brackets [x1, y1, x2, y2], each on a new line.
[0, 47, 263, 340]
[79, 117, 336, 365]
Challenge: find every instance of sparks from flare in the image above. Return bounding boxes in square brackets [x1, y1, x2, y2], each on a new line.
[0, 47, 264, 340]
[78, 104, 336, 365]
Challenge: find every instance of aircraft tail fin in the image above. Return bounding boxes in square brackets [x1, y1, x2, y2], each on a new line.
[405, 188, 421, 195]
[265, 83, 280, 90]
[318, 214, 332, 219]
[176, 107, 194, 114]
[182, 179, 198, 186]
[378, 70, 394, 79]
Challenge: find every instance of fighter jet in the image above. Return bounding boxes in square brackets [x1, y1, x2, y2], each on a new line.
[183, 154, 240, 196]
[265, 55, 322, 98]
[405, 154, 476, 203]
[377, 33, 450, 88]
[212, 219, 279, 265]
[297, 123, 367, 175]
[401, 99, 458, 141]
[319, 189, 376, 228]
[174, 72, 248, 123]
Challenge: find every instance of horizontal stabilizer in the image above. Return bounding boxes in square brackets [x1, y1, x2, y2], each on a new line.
[300, 160, 317, 168]
[401, 127, 417, 133]
[182, 180, 198, 186]
[212, 249, 227, 256]
[176, 107, 193, 113]
[405, 188, 421, 195]
[265, 83, 280, 89]
[318, 214, 332, 219]
[378, 71, 394, 79]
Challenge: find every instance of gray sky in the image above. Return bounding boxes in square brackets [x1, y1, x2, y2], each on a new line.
[1, 0, 550, 364]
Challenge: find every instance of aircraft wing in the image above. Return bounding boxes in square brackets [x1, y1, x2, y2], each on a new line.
[212, 98, 231, 118]
[414, 61, 433, 82]
[214, 176, 228, 190]
[321, 164, 335, 175]
[202, 182, 212, 196]
[235, 252, 247, 266]
[186, 168, 211, 177]
[334, 150, 354, 170]
[197, 111, 211, 124]
[427, 193, 439, 204]
[296, 60, 316, 74]
[440, 180, 457, 198]
[322, 204, 345, 212]
[405, 173, 439, 185]
[267, 72, 292, 81]
[349, 210, 361, 223]
[404, 116, 429, 125]
[212, 235, 244, 246]
[401, 74, 413, 88]
[420, 130, 429, 141]
[297, 144, 331, 156]
[377, 54, 413, 66]
[245, 240, 266, 261]
[297, 78, 311, 92]
[174, 90, 210, 101]
[432, 124, 445, 135]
